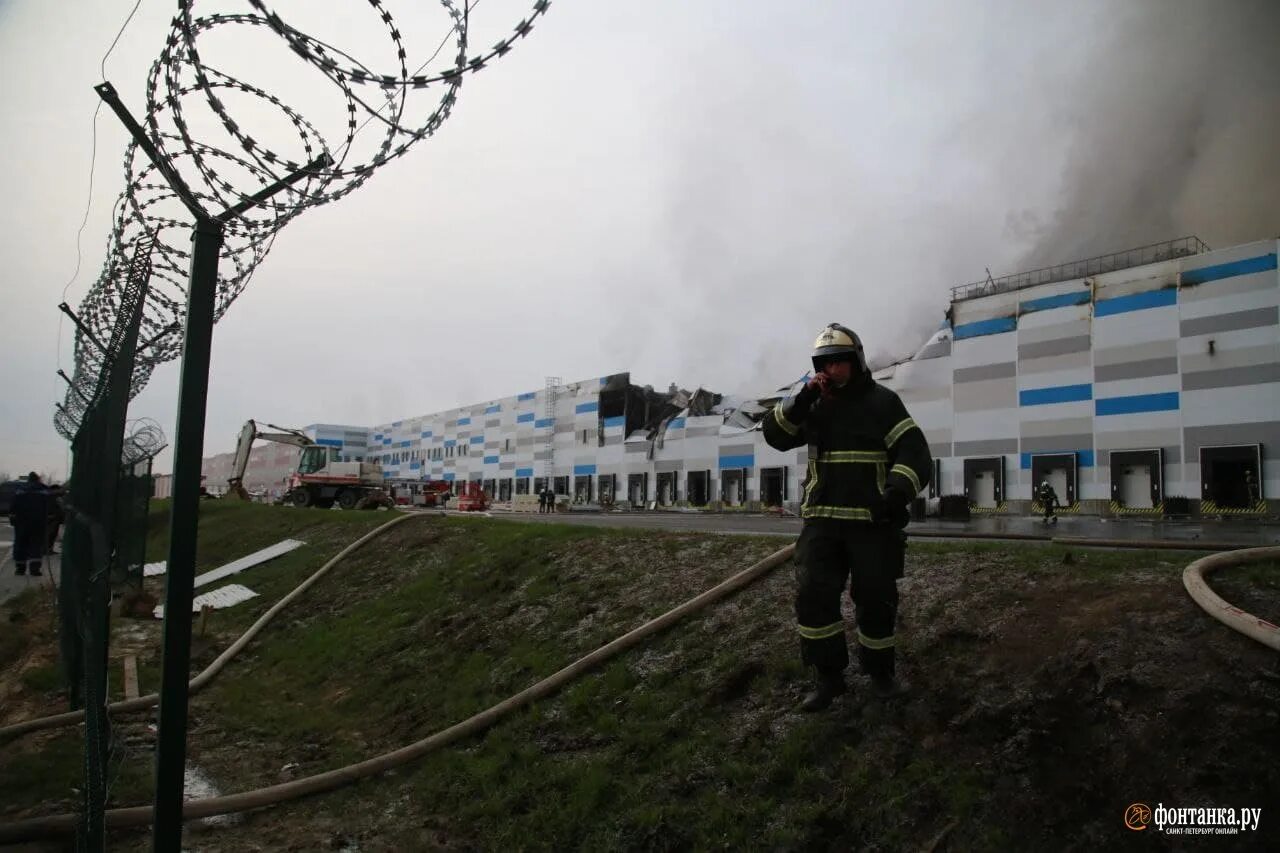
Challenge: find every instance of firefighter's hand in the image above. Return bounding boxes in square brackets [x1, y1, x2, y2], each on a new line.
[872, 487, 910, 528]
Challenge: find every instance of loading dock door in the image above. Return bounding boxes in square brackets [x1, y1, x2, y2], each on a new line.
[760, 467, 787, 506]
[1200, 444, 1263, 508]
[657, 471, 677, 506]
[1120, 466, 1153, 508]
[963, 457, 1004, 508]
[1030, 452, 1078, 507]
[628, 473, 647, 505]
[1108, 449, 1163, 509]
[972, 471, 996, 507]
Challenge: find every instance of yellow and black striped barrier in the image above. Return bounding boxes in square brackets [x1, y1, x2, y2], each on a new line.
[1199, 500, 1268, 516]
[969, 502, 1008, 514]
[1109, 501, 1165, 516]
[1032, 501, 1080, 514]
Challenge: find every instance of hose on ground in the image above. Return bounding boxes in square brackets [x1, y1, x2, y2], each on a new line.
[1182, 545, 1280, 651]
[0, 511, 423, 741]
[0, 538, 795, 842]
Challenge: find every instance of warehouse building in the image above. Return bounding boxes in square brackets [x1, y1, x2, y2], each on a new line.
[205, 236, 1277, 516]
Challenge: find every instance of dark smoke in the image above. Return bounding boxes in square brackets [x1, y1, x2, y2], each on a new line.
[1015, 0, 1280, 268]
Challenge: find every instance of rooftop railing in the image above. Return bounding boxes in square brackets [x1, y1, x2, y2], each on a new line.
[951, 236, 1210, 302]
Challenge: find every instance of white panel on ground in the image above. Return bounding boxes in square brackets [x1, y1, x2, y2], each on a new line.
[154, 584, 259, 619]
[193, 539, 304, 588]
[1121, 466, 1153, 508]
[143, 561, 166, 577]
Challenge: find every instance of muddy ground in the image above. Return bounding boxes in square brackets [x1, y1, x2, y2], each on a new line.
[1, 517, 1277, 851]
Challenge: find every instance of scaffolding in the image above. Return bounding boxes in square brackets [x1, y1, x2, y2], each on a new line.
[543, 376, 560, 483]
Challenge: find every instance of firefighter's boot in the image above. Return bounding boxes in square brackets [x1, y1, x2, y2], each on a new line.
[799, 672, 847, 712]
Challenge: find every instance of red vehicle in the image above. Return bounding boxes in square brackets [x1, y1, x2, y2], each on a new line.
[455, 482, 489, 512]
[418, 481, 453, 507]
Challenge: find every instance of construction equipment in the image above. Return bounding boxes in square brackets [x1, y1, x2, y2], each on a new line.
[226, 420, 391, 509]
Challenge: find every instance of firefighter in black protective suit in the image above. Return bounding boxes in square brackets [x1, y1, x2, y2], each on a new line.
[763, 324, 933, 711]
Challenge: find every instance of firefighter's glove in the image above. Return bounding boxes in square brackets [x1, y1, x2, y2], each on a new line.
[872, 486, 911, 529]
[791, 380, 820, 413]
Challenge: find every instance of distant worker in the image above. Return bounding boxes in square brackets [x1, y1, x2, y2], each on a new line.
[1037, 479, 1059, 525]
[763, 323, 932, 711]
[537, 486, 547, 513]
[1244, 469, 1259, 505]
[8, 473, 50, 577]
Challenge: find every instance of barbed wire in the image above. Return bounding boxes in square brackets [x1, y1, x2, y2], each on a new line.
[56, 0, 550, 441]
[121, 417, 168, 466]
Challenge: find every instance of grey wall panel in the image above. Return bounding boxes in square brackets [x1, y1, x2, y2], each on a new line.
[899, 385, 952, 403]
[1094, 357, 1179, 383]
[686, 425, 719, 437]
[604, 434, 623, 446]
[1018, 335, 1091, 360]
[1181, 306, 1279, 337]
[1021, 416, 1093, 438]
[485, 419, 500, 428]
[500, 462, 515, 471]
[625, 442, 649, 454]
[952, 378, 1017, 412]
[485, 441, 500, 450]
[554, 423, 576, 434]
[929, 443, 952, 458]
[1018, 318, 1091, 345]
[1182, 363, 1280, 391]
[1182, 343, 1280, 373]
[1020, 433, 1094, 453]
[654, 459, 685, 472]
[1094, 339, 1177, 366]
[1184, 421, 1280, 458]
[719, 443, 755, 456]
[954, 438, 1019, 455]
[1098, 446, 1182, 465]
[954, 361, 1017, 383]
[533, 450, 551, 461]
[1019, 349, 1091, 375]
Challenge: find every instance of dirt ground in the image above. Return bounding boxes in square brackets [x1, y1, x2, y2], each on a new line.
[2, 525, 1277, 850]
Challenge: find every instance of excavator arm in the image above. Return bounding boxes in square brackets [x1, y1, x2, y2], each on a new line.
[227, 419, 315, 498]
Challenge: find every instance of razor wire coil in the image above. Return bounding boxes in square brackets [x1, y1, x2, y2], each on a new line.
[57, 0, 550, 441]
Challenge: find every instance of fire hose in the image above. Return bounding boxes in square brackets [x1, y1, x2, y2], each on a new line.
[1182, 545, 1280, 651]
[0, 515, 796, 842]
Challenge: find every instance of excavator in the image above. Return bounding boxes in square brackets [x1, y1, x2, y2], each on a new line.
[226, 420, 392, 509]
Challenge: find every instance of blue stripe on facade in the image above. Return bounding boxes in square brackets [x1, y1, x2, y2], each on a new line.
[668, 417, 686, 430]
[400, 440, 411, 447]
[600, 377, 609, 386]
[382, 438, 391, 445]
[1020, 450, 1094, 469]
[1019, 291, 1090, 313]
[574, 464, 597, 476]
[719, 454, 754, 469]
[603, 416, 625, 428]
[953, 316, 1017, 339]
[420, 431, 432, 438]
[410, 462, 421, 470]
[457, 417, 471, 426]
[373, 433, 383, 440]
[517, 412, 535, 423]
[1095, 391, 1179, 416]
[516, 467, 534, 478]
[575, 401, 599, 414]
[470, 436, 484, 444]
[518, 392, 536, 401]
[1019, 384, 1093, 406]
[314, 438, 343, 447]
[443, 472, 456, 482]
[485, 405, 501, 414]
[1181, 253, 1277, 286]
[534, 418, 553, 429]
[444, 439, 456, 447]
[1094, 288, 1176, 317]
[483, 455, 499, 464]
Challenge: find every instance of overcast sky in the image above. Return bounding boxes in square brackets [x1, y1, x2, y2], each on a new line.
[1, 0, 1277, 481]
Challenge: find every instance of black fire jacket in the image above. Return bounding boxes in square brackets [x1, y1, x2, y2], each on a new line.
[763, 374, 932, 521]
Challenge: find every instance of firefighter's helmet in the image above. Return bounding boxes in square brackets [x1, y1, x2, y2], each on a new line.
[811, 323, 867, 373]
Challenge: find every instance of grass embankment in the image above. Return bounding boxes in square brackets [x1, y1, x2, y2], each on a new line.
[2, 504, 1278, 851]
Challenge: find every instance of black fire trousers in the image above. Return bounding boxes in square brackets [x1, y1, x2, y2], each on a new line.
[794, 520, 904, 681]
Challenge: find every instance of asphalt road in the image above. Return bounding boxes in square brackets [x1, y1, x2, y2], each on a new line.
[0, 533, 61, 606]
